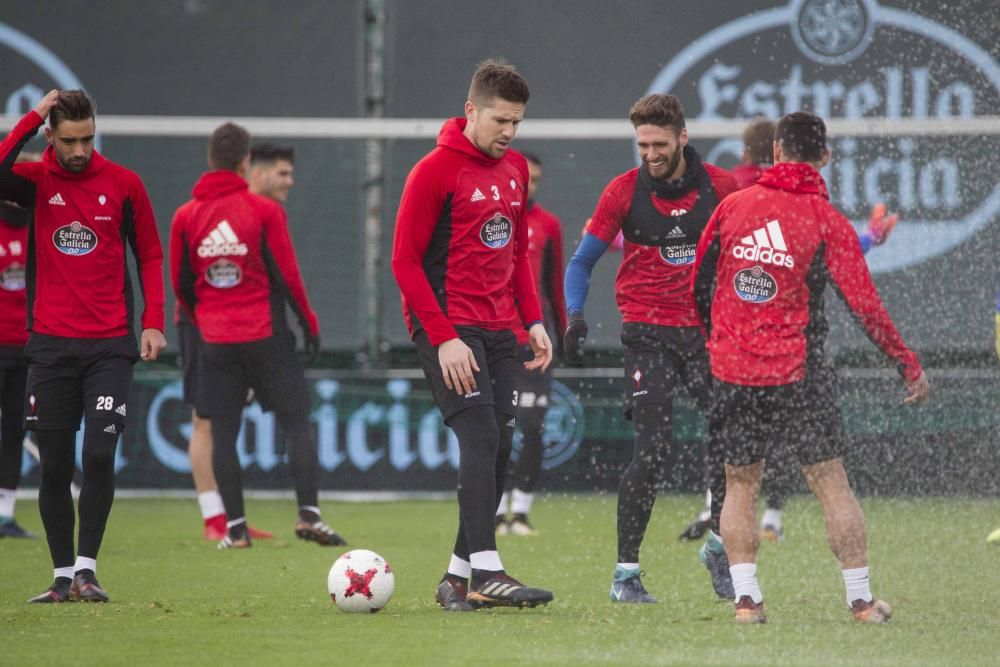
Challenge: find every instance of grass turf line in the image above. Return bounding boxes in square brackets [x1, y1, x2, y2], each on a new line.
[1, 495, 998, 666]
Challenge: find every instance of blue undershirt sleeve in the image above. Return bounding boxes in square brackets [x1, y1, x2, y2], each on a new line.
[564, 232, 611, 316]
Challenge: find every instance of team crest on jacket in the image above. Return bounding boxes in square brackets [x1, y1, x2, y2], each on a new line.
[480, 213, 512, 249]
[734, 265, 778, 303]
[1, 262, 26, 291]
[205, 259, 242, 288]
[52, 222, 98, 255]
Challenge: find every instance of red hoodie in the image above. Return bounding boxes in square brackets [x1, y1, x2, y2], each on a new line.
[692, 162, 922, 386]
[0, 111, 164, 338]
[170, 170, 319, 344]
[391, 118, 542, 346]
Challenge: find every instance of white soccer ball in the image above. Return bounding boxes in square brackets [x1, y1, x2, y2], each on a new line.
[327, 549, 395, 613]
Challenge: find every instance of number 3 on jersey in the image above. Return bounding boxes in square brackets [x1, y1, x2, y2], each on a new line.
[491, 185, 500, 201]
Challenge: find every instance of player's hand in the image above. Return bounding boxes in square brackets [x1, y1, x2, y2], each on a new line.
[33, 89, 60, 120]
[525, 323, 553, 372]
[903, 370, 930, 405]
[563, 314, 588, 364]
[305, 334, 321, 365]
[438, 338, 480, 396]
[866, 202, 899, 245]
[140, 328, 167, 361]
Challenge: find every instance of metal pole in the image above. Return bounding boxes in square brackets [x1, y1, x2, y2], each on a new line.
[363, 0, 386, 367]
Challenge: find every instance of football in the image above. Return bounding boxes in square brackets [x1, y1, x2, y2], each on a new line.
[327, 549, 395, 613]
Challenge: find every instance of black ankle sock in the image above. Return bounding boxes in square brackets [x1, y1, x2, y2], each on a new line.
[54, 576, 72, 586]
[299, 509, 320, 523]
[76, 568, 95, 579]
[471, 568, 504, 588]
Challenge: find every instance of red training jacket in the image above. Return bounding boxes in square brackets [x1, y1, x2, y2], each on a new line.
[391, 118, 542, 346]
[170, 170, 319, 344]
[691, 162, 922, 386]
[731, 162, 766, 190]
[586, 164, 738, 327]
[0, 203, 28, 345]
[0, 111, 164, 338]
[513, 201, 567, 345]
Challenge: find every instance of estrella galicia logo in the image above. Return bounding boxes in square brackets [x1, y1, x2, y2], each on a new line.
[52, 222, 97, 255]
[1, 262, 26, 290]
[645, 0, 1000, 274]
[659, 244, 697, 266]
[205, 259, 242, 288]
[511, 380, 585, 470]
[480, 213, 512, 249]
[734, 266, 778, 303]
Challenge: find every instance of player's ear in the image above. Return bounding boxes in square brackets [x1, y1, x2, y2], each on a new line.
[464, 100, 476, 123]
[44, 126, 53, 144]
[818, 147, 831, 169]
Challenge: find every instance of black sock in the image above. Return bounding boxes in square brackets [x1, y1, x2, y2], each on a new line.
[281, 412, 319, 509]
[211, 412, 246, 520]
[77, 420, 120, 559]
[36, 429, 77, 569]
[448, 405, 500, 557]
[616, 403, 671, 563]
[512, 405, 545, 492]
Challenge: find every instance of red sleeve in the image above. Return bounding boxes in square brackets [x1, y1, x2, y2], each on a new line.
[126, 174, 165, 332]
[0, 111, 43, 174]
[587, 174, 631, 244]
[261, 202, 320, 337]
[711, 169, 740, 201]
[511, 160, 542, 328]
[390, 157, 459, 346]
[546, 213, 568, 334]
[169, 207, 194, 321]
[822, 207, 922, 381]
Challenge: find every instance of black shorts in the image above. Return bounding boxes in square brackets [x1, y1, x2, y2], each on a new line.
[710, 371, 845, 467]
[621, 323, 711, 420]
[414, 326, 519, 424]
[196, 331, 309, 418]
[0, 345, 28, 421]
[23, 333, 138, 431]
[177, 321, 201, 407]
[515, 344, 553, 411]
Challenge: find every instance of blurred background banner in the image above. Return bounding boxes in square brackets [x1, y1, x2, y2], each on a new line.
[2, 0, 998, 363]
[11, 368, 1000, 495]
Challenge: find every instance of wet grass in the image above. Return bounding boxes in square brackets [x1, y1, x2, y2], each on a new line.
[2, 494, 998, 666]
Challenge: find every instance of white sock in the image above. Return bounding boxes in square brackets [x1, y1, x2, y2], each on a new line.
[226, 517, 246, 529]
[511, 489, 534, 515]
[761, 508, 783, 530]
[197, 491, 225, 520]
[496, 492, 510, 517]
[74, 556, 97, 574]
[469, 550, 504, 572]
[447, 554, 471, 579]
[616, 562, 640, 571]
[299, 505, 321, 517]
[54, 566, 74, 581]
[842, 566, 872, 607]
[730, 562, 763, 603]
[0, 488, 15, 519]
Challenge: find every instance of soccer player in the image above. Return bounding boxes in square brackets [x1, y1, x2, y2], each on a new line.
[0, 90, 167, 603]
[563, 94, 738, 603]
[0, 153, 39, 540]
[679, 117, 899, 544]
[171, 123, 341, 550]
[692, 110, 930, 624]
[392, 60, 555, 611]
[495, 151, 567, 537]
[182, 142, 296, 542]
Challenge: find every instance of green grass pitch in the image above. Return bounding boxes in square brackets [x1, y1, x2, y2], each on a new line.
[2, 495, 998, 666]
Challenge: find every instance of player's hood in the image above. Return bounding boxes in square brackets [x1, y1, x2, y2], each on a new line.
[437, 117, 507, 166]
[192, 170, 250, 200]
[756, 162, 830, 200]
[42, 144, 108, 180]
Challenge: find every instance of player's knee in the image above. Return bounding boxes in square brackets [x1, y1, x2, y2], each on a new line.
[82, 419, 121, 466]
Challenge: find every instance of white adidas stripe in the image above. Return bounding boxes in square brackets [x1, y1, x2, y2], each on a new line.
[741, 219, 787, 251]
[218, 221, 239, 243]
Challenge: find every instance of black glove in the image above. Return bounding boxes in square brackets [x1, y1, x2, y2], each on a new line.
[563, 314, 588, 364]
[305, 334, 321, 365]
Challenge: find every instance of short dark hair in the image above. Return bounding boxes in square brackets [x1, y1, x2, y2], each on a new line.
[743, 117, 776, 164]
[49, 90, 95, 129]
[629, 94, 686, 133]
[775, 111, 827, 163]
[251, 143, 294, 165]
[521, 150, 541, 166]
[208, 122, 251, 171]
[468, 59, 530, 106]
